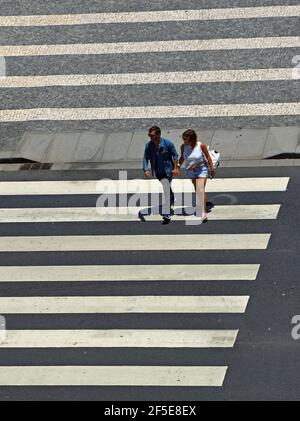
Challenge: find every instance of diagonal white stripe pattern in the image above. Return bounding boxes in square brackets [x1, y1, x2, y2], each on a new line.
[0, 69, 295, 88]
[0, 37, 299, 57]
[0, 6, 299, 26]
[0, 103, 298, 122]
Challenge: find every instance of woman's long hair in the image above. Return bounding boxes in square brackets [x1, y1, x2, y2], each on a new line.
[182, 129, 197, 149]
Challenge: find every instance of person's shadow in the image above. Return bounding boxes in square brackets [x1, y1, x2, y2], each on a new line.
[207, 202, 215, 212]
[138, 205, 175, 221]
[138, 202, 215, 221]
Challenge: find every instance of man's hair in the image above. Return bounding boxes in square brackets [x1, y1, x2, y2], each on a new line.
[148, 126, 161, 135]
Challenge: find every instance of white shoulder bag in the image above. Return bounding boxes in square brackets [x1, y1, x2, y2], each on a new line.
[198, 142, 221, 172]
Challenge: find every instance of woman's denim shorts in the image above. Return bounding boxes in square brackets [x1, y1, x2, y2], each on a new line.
[186, 165, 208, 179]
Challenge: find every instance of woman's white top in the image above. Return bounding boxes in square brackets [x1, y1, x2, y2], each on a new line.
[184, 142, 206, 170]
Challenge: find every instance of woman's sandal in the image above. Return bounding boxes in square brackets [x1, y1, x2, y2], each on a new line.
[201, 214, 208, 223]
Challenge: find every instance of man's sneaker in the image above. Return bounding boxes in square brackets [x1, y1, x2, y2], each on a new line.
[162, 215, 171, 225]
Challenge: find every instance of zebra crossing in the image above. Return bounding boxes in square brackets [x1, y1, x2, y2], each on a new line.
[0, 175, 290, 388]
[0, 1, 299, 141]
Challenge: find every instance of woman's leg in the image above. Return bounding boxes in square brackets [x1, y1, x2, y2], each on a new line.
[192, 179, 197, 191]
[203, 178, 207, 213]
[195, 177, 208, 219]
[191, 179, 197, 209]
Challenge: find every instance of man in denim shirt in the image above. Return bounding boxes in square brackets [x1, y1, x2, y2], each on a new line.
[143, 126, 179, 224]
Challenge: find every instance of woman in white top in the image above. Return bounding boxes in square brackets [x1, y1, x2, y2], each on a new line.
[179, 129, 215, 222]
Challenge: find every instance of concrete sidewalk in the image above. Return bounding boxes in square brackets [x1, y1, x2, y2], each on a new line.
[0, 125, 299, 170]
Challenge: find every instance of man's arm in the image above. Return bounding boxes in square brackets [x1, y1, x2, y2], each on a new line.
[169, 141, 179, 163]
[143, 143, 150, 176]
[168, 141, 180, 176]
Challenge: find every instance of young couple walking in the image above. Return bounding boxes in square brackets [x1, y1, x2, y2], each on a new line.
[143, 126, 216, 224]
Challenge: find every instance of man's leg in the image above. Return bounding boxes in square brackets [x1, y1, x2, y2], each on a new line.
[157, 174, 173, 222]
[169, 177, 175, 206]
[161, 176, 175, 206]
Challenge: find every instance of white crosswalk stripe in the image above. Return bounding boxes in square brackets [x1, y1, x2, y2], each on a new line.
[0, 178, 290, 194]
[0, 296, 250, 314]
[0, 264, 260, 282]
[0, 69, 294, 88]
[1, 103, 299, 123]
[0, 330, 238, 348]
[0, 234, 271, 251]
[0, 37, 298, 57]
[1, 6, 299, 26]
[0, 366, 228, 387]
[0, 204, 281, 222]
